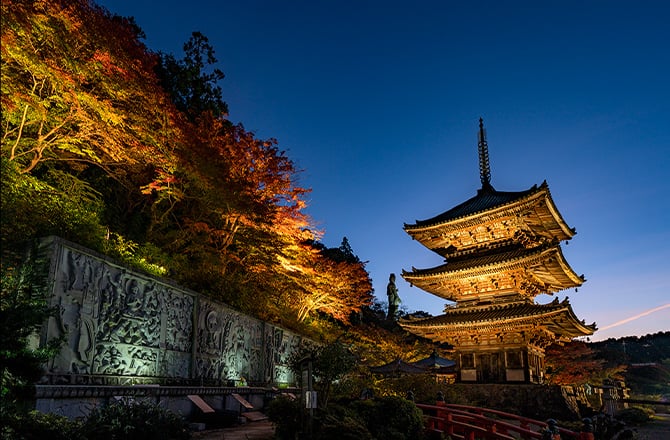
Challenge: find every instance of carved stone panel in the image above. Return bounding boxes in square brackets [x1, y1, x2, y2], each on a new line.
[194, 298, 268, 383]
[39, 237, 306, 386]
[44, 241, 195, 379]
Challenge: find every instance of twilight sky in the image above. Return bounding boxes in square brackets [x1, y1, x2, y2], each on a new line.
[97, 0, 669, 341]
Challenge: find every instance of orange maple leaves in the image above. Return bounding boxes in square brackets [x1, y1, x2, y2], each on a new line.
[1, 0, 373, 329]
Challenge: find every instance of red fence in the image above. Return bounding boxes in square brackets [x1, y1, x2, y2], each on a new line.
[416, 403, 580, 440]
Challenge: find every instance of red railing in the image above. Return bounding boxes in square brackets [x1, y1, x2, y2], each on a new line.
[416, 403, 580, 440]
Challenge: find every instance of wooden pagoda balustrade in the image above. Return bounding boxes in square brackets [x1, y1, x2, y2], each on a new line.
[416, 403, 580, 440]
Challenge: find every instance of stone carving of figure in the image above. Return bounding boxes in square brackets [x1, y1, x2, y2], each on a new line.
[165, 291, 193, 352]
[57, 292, 87, 372]
[49, 249, 103, 373]
[386, 273, 401, 320]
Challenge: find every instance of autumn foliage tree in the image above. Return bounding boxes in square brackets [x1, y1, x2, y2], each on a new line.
[1, 0, 373, 334]
[1, 0, 174, 175]
[544, 341, 625, 386]
[275, 238, 372, 324]
[1, 0, 180, 250]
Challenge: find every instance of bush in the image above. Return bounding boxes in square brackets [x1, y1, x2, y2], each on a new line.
[80, 399, 190, 440]
[351, 396, 424, 440]
[1, 410, 83, 440]
[316, 413, 373, 440]
[266, 395, 301, 440]
[270, 395, 424, 440]
[371, 375, 466, 404]
[615, 406, 653, 426]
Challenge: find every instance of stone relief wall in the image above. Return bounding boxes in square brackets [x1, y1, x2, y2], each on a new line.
[194, 298, 266, 383]
[39, 237, 305, 385]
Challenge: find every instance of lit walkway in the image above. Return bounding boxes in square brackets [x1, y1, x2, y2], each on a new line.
[192, 420, 275, 440]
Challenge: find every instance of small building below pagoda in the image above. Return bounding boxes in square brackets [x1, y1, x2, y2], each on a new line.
[399, 119, 596, 384]
[369, 352, 457, 383]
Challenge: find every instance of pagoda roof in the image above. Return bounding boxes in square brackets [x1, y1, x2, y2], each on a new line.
[399, 297, 596, 340]
[403, 182, 576, 250]
[407, 242, 539, 275]
[402, 242, 584, 300]
[408, 184, 541, 229]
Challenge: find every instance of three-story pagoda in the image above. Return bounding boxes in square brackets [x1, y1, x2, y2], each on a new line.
[399, 119, 596, 383]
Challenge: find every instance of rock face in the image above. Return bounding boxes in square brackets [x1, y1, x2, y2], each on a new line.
[36, 236, 309, 386]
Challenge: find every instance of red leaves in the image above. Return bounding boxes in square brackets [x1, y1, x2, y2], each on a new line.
[2, 0, 374, 330]
[545, 341, 624, 385]
[140, 169, 179, 194]
[91, 50, 129, 78]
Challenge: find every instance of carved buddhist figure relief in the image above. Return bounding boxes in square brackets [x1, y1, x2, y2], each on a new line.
[97, 272, 161, 347]
[49, 248, 102, 374]
[165, 290, 193, 352]
[43, 240, 304, 385]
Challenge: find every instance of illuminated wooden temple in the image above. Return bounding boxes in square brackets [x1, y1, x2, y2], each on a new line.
[399, 119, 596, 383]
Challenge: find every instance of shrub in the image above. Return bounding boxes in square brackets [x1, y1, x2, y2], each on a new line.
[316, 413, 373, 440]
[615, 406, 653, 426]
[352, 396, 424, 440]
[1, 410, 83, 440]
[80, 399, 190, 440]
[371, 375, 465, 404]
[270, 395, 424, 440]
[266, 395, 301, 440]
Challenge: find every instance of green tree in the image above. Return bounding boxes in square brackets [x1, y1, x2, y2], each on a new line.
[316, 237, 362, 264]
[155, 31, 228, 121]
[290, 341, 357, 408]
[0, 252, 61, 426]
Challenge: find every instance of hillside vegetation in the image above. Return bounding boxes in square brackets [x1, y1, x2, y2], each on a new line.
[545, 332, 670, 403]
[1, 0, 377, 340]
[591, 332, 670, 400]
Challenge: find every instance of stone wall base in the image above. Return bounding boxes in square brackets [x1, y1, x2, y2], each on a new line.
[34, 385, 297, 420]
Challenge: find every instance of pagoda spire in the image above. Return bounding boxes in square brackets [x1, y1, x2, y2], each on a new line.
[478, 118, 493, 191]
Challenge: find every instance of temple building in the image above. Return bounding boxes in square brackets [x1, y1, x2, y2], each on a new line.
[399, 119, 596, 383]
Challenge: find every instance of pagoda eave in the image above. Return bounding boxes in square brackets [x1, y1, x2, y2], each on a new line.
[399, 299, 596, 344]
[402, 244, 584, 300]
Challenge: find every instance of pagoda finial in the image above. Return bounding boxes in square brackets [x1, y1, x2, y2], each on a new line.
[478, 117, 492, 190]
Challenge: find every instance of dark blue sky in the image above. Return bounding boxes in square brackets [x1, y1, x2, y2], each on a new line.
[98, 0, 669, 340]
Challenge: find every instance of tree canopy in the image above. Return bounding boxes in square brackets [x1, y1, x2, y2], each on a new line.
[1, 0, 373, 334]
[155, 31, 228, 121]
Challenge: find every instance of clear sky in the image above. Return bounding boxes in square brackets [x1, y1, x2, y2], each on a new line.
[97, 0, 669, 341]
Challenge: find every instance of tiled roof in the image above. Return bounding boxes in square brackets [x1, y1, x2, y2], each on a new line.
[405, 242, 546, 277]
[412, 351, 456, 369]
[369, 359, 428, 375]
[402, 301, 561, 326]
[399, 298, 597, 335]
[405, 183, 544, 229]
